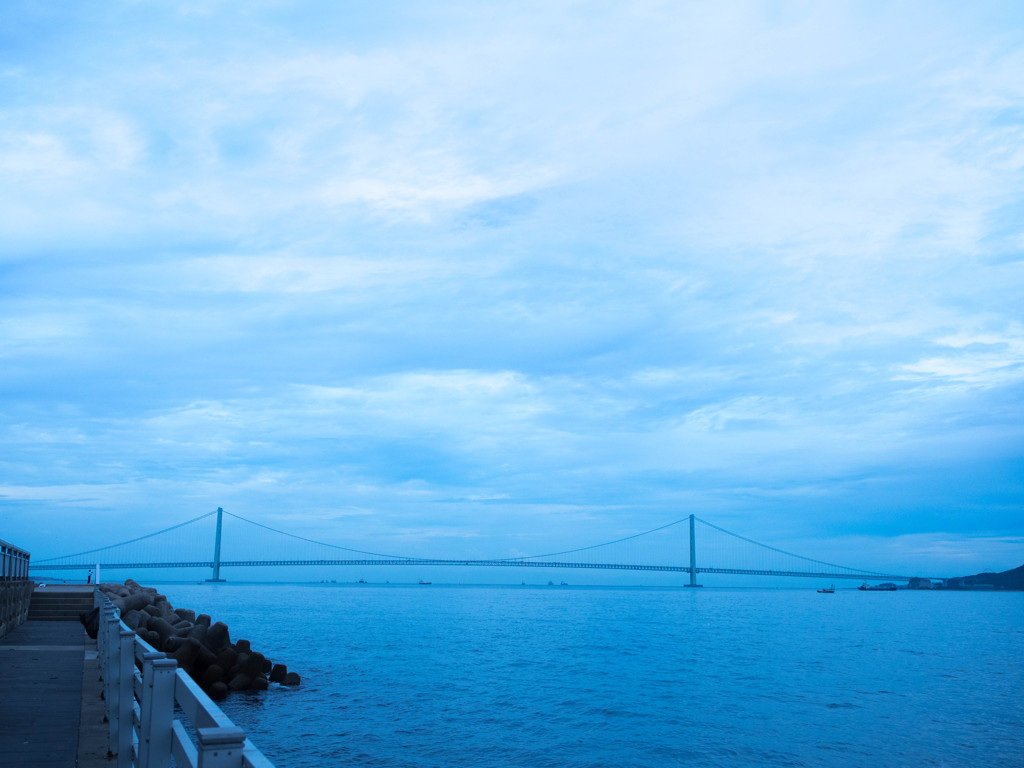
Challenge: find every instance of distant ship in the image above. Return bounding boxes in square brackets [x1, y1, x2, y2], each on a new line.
[858, 582, 898, 591]
[817, 585, 834, 593]
[418, 580, 432, 585]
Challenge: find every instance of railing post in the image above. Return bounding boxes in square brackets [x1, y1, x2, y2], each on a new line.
[196, 726, 246, 768]
[117, 629, 135, 767]
[96, 605, 105, 668]
[103, 608, 120, 731]
[139, 654, 176, 768]
[106, 617, 118, 745]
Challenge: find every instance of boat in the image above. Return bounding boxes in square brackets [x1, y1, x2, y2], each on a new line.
[560, 581, 568, 586]
[357, 578, 366, 584]
[418, 580, 431, 585]
[858, 582, 898, 591]
[817, 585, 835, 593]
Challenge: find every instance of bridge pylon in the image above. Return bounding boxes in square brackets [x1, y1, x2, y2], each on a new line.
[685, 514, 702, 587]
[205, 507, 227, 583]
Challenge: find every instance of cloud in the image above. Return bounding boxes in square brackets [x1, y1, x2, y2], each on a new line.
[166, 253, 461, 293]
[899, 326, 1024, 386]
[1, 1, 1022, 576]
[317, 162, 556, 220]
[0, 312, 89, 353]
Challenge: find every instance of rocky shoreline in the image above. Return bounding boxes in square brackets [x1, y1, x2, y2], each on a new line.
[88, 579, 300, 700]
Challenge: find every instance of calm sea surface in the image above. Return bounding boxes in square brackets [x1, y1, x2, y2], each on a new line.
[157, 583, 1023, 768]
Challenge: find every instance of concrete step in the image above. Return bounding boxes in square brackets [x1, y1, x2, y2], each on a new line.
[29, 596, 93, 606]
[30, 597, 93, 605]
[28, 591, 94, 621]
[28, 605, 92, 614]
[29, 603, 93, 613]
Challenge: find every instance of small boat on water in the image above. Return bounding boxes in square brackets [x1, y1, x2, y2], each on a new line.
[418, 580, 432, 585]
[858, 582, 898, 591]
[817, 585, 835, 593]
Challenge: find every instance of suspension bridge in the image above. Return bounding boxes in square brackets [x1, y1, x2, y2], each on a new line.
[26, 508, 928, 585]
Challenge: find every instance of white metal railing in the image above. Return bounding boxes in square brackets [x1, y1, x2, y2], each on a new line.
[1, 538, 31, 581]
[95, 590, 277, 768]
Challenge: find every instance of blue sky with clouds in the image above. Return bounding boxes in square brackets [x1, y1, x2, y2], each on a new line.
[2, 1, 1022, 580]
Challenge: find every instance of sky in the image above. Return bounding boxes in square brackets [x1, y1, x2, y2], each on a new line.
[2, 0, 1023, 582]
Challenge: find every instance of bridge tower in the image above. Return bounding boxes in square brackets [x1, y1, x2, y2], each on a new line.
[686, 513, 702, 587]
[205, 507, 227, 583]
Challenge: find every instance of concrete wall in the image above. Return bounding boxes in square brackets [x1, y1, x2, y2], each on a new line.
[0, 581, 34, 639]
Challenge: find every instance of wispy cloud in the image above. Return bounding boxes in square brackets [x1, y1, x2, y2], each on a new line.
[900, 326, 1024, 386]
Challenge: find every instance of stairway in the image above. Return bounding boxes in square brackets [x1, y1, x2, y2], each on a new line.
[28, 588, 95, 621]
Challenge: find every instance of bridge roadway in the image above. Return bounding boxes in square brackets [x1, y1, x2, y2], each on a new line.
[31, 559, 913, 581]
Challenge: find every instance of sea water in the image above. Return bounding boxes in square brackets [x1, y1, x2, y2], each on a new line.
[156, 583, 1023, 768]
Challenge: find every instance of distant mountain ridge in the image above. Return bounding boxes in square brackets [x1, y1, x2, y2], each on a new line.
[951, 564, 1024, 590]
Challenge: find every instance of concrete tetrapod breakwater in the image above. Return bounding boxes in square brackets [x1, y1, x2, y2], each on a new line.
[92, 580, 300, 700]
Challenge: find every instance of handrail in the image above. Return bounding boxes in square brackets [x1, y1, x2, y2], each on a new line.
[95, 590, 276, 768]
[0, 538, 31, 581]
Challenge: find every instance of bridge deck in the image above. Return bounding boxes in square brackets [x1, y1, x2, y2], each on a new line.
[0, 615, 107, 767]
[30, 560, 917, 581]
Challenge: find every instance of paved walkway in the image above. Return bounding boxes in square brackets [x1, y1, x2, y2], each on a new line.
[0, 619, 106, 768]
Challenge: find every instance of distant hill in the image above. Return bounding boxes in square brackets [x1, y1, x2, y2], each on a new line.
[952, 564, 1024, 590]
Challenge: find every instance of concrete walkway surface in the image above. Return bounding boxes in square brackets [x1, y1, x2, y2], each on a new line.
[0, 614, 108, 768]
